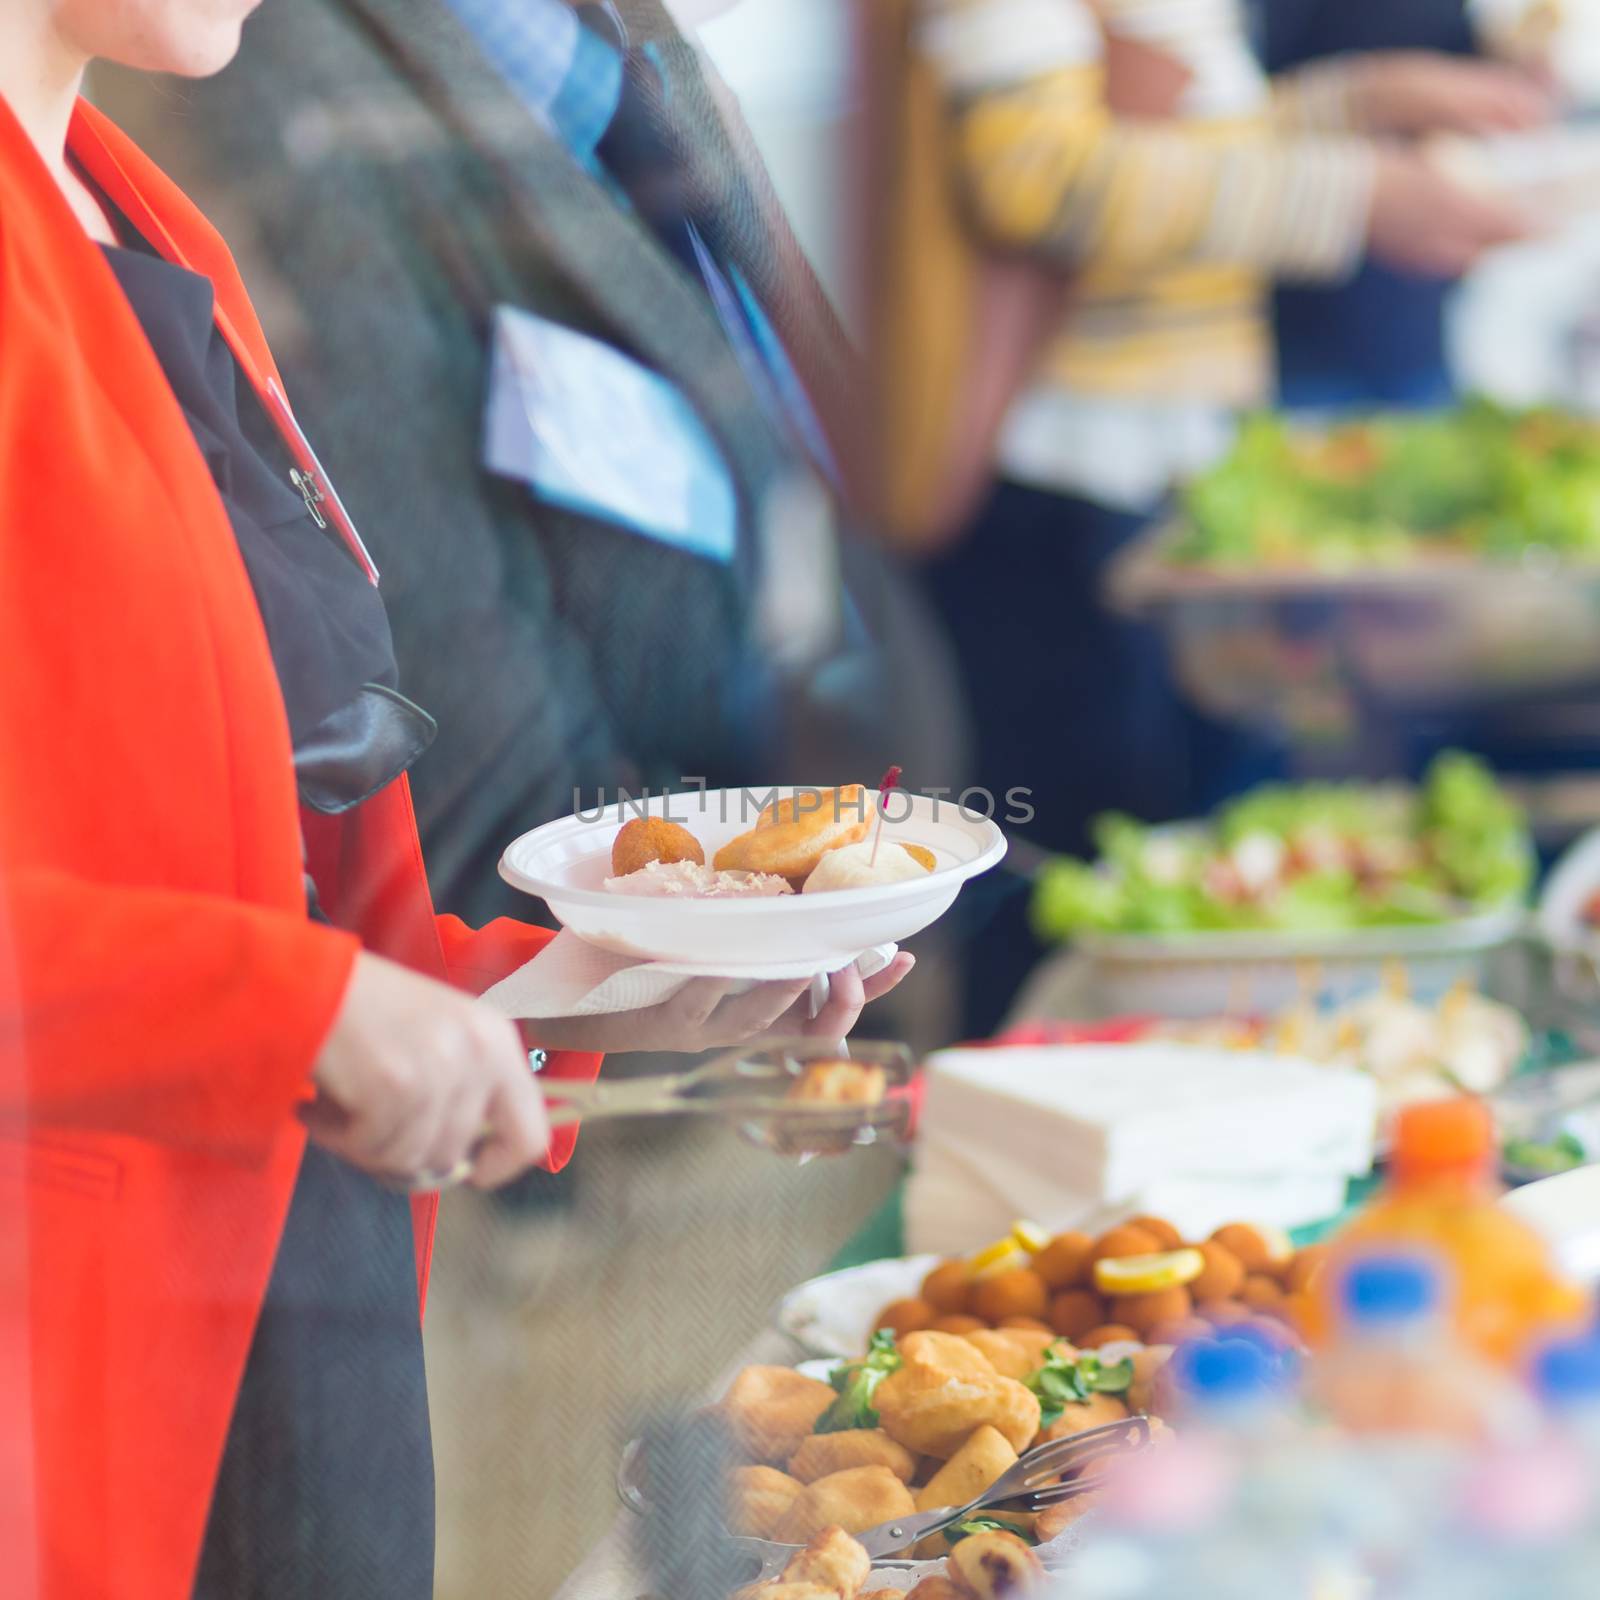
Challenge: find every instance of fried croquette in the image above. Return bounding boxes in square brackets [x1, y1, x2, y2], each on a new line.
[1188, 1240, 1246, 1303]
[1196, 1297, 1250, 1327]
[1239, 1274, 1285, 1310]
[873, 1364, 1041, 1458]
[1039, 1393, 1129, 1439]
[788, 1060, 889, 1106]
[898, 1330, 998, 1376]
[1146, 1316, 1213, 1347]
[778, 1466, 916, 1542]
[1049, 1290, 1105, 1341]
[721, 1366, 837, 1463]
[929, 1314, 987, 1336]
[997, 1317, 1054, 1335]
[731, 1586, 839, 1600]
[922, 1261, 975, 1315]
[1077, 1324, 1139, 1350]
[727, 1466, 804, 1538]
[1033, 1491, 1100, 1543]
[906, 1581, 965, 1600]
[947, 1529, 1046, 1598]
[875, 1298, 936, 1340]
[1125, 1345, 1174, 1415]
[971, 1270, 1049, 1326]
[1210, 1223, 1283, 1275]
[1088, 1226, 1162, 1268]
[962, 1330, 1038, 1381]
[714, 785, 872, 884]
[1285, 1244, 1329, 1294]
[914, 1425, 1017, 1513]
[1031, 1231, 1093, 1292]
[789, 1429, 917, 1485]
[1123, 1215, 1184, 1251]
[782, 1526, 873, 1596]
[1109, 1286, 1191, 1339]
[610, 815, 704, 876]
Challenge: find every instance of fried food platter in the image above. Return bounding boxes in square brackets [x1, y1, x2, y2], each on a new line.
[499, 786, 1006, 967]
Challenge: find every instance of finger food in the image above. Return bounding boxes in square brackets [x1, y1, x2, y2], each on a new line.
[804, 840, 934, 894]
[781, 1525, 874, 1595]
[715, 785, 874, 885]
[722, 1366, 838, 1463]
[789, 1429, 918, 1486]
[611, 815, 705, 876]
[728, 1465, 805, 1538]
[779, 1465, 916, 1541]
[946, 1529, 1046, 1598]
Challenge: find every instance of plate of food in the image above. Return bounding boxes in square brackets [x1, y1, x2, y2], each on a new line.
[499, 783, 1006, 967]
[1029, 754, 1531, 1015]
[778, 1215, 1323, 1363]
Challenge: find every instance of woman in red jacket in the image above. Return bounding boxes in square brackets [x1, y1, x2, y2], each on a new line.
[0, 3, 910, 1597]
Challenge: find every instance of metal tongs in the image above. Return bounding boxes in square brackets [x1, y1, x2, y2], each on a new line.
[714, 1417, 1154, 1581]
[541, 1036, 916, 1155]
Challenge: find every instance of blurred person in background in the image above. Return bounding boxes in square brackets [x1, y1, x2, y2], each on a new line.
[1263, 0, 1556, 409]
[874, 0, 1544, 1033]
[0, 1, 911, 1595]
[95, 0, 964, 945]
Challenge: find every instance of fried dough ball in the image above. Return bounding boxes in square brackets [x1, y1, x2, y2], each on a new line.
[962, 1330, 1040, 1382]
[899, 1330, 998, 1376]
[1078, 1324, 1139, 1350]
[1039, 1393, 1129, 1439]
[1031, 1231, 1093, 1292]
[930, 1314, 988, 1336]
[610, 816, 704, 876]
[731, 1585, 839, 1600]
[1124, 1215, 1184, 1251]
[1049, 1290, 1105, 1341]
[1110, 1287, 1191, 1340]
[1196, 1298, 1250, 1327]
[789, 1429, 917, 1486]
[972, 1269, 1049, 1326]
[1188, 1240, 1246, 1304]
[782, 1525, 874, 1597]
[922, 1262, 975, 1315]
[714, 784, 872, 885]
[778, 1466, 916, 1542]
[873, 1364, 1041, 1458]
[1088, 1226, 1161, 1268]
[727, 1466, 804, 1538]
[1285, 1244, 1329, 1295]
[1239, 1274, 1285, 1311]
[947, 1529, 1047, 1598]
[1147, 1316, 1213, 1347]
[994, 1327, 1060, 1370]
[907, 1581, 965, 1600]
[721, 1366, 837, 1463]
[915, 1424, 1018, 1513]
[863, 1593, 910, 1600]
[876, 1298, 935, 1340]
[1211, 1223, 1286, 1275]
[998, 1316, 1054, 1335]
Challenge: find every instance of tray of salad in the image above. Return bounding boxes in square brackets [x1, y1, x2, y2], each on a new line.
[1110, 403, 1600, 719]
[1030, 755, 1533, 1017]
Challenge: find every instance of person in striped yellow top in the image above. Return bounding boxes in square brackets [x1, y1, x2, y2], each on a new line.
[905, 0, 1548, 1032]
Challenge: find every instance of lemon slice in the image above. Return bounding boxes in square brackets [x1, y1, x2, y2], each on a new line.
[1011, 1220, 1050, 1255]
[1093, 1248, 1205, 1296]
[1257, 1225, 1295, 1266]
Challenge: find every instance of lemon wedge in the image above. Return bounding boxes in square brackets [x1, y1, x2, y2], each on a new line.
[1011, 1220, 1050, 1255]
[1093, 1248, 1205, 1296]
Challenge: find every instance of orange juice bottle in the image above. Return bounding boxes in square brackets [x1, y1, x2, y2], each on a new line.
[1314, 1098, 1586, 1366]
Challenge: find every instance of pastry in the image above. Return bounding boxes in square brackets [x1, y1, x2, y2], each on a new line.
[946, 1529, 1046, 1598]
[610, 816, 704, 876]
[714, 785, 873, 885]
[727, 1466, 805, 1539]
[777, 1466, 916, 1542]
[780, 1526, 874, 1596]
[803, 840, 933, 894]
[788, 1429, 917, 1485]
[721, 1366, 837, 1463]
[786, 1060, 888, 1106]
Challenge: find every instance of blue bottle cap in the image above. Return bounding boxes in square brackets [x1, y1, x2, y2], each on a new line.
[1339, 1253, 1443, 1326]
[1171, 1337, 1274, 1406]
[1533, 1337, 1600, 1408]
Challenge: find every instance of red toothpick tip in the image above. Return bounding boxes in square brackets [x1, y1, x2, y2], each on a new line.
[870, 766, 901, 865]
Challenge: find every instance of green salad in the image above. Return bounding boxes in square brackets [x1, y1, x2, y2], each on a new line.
[1176, 400, 1600, 570]
[1032, 753, 1532, 940]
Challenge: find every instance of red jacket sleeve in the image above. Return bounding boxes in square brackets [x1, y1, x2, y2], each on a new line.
[0, 866, 358, 1161]
[433, 914, 601, 1172]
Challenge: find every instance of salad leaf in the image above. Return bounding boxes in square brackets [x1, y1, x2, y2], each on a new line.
[945, 1516, 1039, 1547]
[1026, 1349, 1134, 1431]
[1503, 1131, 1586, 1176]
[815, 1330, 902, 1434]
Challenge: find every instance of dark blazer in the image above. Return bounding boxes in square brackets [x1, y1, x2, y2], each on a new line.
[96, 0, 946, 923]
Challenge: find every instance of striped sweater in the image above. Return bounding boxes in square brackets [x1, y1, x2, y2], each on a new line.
[914, 0, 1376, 503]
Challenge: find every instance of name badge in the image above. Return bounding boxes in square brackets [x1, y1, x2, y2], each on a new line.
[483, 305, 737, 564]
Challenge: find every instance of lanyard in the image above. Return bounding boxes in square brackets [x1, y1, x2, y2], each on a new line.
[71, 117, 381, 587]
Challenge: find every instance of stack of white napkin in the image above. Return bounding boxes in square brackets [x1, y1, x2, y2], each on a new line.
[906, 1044, 1377, 1253]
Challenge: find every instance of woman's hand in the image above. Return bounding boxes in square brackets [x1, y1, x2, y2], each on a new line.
[530, 951, 916, 1054]
[305, 951, 550, 1189]
[1366, 147, 1535, 279]
[1351, 53, 1553, 140]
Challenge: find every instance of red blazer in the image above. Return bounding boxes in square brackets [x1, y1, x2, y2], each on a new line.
[0, 100, 600, 1598]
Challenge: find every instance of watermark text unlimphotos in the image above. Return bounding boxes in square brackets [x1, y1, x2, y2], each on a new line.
[571, 779, 1034, 827]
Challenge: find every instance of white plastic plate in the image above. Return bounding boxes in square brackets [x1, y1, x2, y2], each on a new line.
[499, 788, 1006, 967]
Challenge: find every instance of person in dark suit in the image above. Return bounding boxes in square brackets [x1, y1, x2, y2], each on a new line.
[97, 0, 961, 934]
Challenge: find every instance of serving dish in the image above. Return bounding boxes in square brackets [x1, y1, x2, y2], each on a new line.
[499, 787, 1006, 966]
